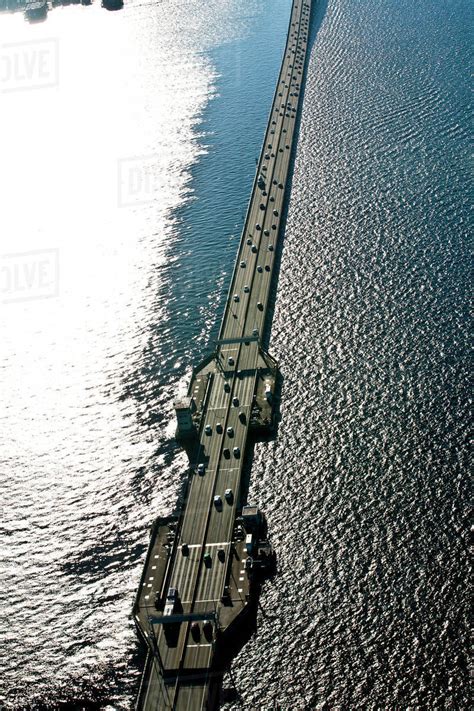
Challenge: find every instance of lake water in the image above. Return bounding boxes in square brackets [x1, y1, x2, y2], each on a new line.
[0, 0, 470, 708]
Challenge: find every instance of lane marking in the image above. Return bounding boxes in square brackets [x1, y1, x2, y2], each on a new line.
[186, 643, 212, 649]
[182, 542, 231, 550]
[184, 599, 227, 605]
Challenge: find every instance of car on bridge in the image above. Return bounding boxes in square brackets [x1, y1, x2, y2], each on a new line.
[164, 588, 179, 617]
[191, 621, 200, 641]
[203, 619, 213, 641]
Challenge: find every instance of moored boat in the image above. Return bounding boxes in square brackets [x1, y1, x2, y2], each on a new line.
[101, 0, 122, 9]
[25, 0, 47, 20]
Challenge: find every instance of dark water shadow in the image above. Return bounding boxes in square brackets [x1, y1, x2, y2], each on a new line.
[21, 648, 144, 710]
[60, 533, 147, 584]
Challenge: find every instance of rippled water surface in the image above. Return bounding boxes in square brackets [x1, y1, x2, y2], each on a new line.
[0, 0, 470, 708]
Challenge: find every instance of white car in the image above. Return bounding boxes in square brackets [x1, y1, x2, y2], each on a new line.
[205, 425, 212, 435]
[227, 426, 234, 437]
[164, 588, 179, 616]
[213, 495, 222, 509]
[225, 488, 233, 501]
[197, 463, 205, 475]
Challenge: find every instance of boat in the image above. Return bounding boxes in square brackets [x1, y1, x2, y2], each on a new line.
[24, 0, 47, 21]
[101, 0, 122, 9]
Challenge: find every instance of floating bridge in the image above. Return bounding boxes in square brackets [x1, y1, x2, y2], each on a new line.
[134, 1, 313, 708]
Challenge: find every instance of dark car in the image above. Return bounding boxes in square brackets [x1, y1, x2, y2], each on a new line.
[190, 621, 200, 641]
[203, 619, 213, 641]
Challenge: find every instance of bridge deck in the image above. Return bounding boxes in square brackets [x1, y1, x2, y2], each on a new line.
[137, 0, 312, 707]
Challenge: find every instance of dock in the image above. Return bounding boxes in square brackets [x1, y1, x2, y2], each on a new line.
[133, 1, 312, 708]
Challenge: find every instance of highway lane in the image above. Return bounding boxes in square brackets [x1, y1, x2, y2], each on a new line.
[194, 378, 256, 608]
